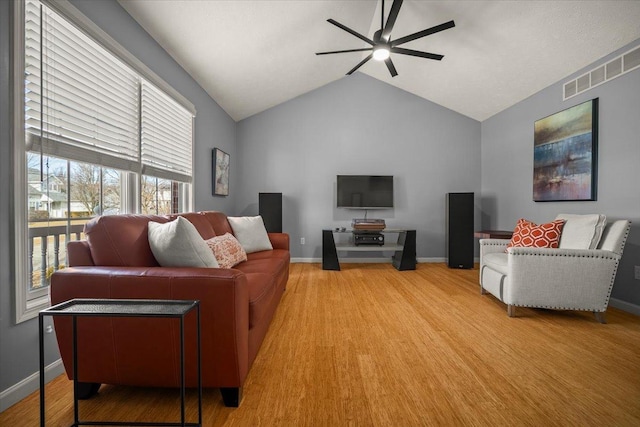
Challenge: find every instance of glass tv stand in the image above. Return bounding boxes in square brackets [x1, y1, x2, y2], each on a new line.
[322, 229, 416, 271]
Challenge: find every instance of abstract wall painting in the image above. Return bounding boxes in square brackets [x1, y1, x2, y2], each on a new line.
[213, 148, 230, 196]
[533, 98, 598, 201]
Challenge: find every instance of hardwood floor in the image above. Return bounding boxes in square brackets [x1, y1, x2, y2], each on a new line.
[3, 263, 640, 426]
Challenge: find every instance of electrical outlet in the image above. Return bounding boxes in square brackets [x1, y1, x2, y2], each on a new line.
[300, 237, 305, 245]
[635, 266, 640, 280]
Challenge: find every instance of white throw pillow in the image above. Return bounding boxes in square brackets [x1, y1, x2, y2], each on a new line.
[148, 216, 219, 267]
[227, 215, 273, 254]
[555, 213, 607, 250]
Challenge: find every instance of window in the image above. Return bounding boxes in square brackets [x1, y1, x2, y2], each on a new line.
[14, 0, 196, 323]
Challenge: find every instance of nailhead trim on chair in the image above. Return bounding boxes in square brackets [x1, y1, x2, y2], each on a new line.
[510, 304, 607, 312]
[504, 257, 620, 311]
[511, 252, 618, 259]
[615, 222, 632, 256]
[482, 242, 509, 247]
[605, 222, 632, 306]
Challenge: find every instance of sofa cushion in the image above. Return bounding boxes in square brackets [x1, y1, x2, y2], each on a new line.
[228, 216, 273, 253]
[168, 212, 217, 240]
[234, 256, 283, 275]
[85, 214, 167, 267]
[506, 218, 565, 251]
[482, 252, 508, 275]
[246, 249, 290, 263]
[205, 233, 247, 269]
[201, 211, 234, 236]
[244, 272, 277, 328]
[148, 217, 219, 268]
[555, 213, 606, 250]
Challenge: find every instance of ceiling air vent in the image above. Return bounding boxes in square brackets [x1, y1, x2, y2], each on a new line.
[563, 44, 640, 100]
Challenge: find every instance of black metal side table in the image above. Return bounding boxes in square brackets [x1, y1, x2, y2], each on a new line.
[39, 299, 202, 427]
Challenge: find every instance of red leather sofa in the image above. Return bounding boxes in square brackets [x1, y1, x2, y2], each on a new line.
[50, 211, 290, 407]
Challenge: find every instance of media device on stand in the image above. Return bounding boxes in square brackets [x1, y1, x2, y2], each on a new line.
[354, 232, 384, 246]
[352, 218, 386, 246]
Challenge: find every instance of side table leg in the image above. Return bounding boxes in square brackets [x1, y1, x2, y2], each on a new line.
[180, 316, 185, 426]
[197, 306, 202, 426]
[73, 316, 79, 426]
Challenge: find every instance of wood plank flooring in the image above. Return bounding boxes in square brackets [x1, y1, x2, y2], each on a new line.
[2, 263, 640, 426]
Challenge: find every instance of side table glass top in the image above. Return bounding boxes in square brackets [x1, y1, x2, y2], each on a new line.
[43, 298, 199, 317]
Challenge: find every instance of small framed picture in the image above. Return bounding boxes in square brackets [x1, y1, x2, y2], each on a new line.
[212, 148, 230, 196]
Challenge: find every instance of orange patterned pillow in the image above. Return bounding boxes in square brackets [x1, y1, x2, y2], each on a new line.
[205, 233, 247, 269]
[506, 218, 565, 251]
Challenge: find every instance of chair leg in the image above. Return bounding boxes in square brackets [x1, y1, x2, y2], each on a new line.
[480, 285, 486, 295]
[507, 305, 516, 317]
[594, 311, 607, 324]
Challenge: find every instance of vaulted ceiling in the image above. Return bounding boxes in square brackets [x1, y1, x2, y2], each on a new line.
[118, 1, 640, 122]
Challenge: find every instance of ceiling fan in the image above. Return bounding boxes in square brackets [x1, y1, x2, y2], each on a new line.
[316, 0, 455, 77]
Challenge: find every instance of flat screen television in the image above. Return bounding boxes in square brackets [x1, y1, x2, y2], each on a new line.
[337, 175, 394, 209]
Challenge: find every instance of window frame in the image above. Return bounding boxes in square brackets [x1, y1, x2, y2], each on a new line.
[13, 0, 196, 323]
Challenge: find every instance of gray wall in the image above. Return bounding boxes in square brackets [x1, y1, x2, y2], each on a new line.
[481, 39, 640, 307]
[0, 0, 235, 397]
[236, 73, 481, 260]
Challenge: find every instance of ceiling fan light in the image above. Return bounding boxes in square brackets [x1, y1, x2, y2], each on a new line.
[373, 46, 390, 61]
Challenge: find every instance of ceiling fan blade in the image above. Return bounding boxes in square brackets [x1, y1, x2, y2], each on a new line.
[391, 47, 444, 60]
[385, 57, 398, 77]
[327, 19, 375, 46]
[346, 53, 373, 75]
[391, 20, 455, 47]
[381, 0, 403, 41]
[316, 48, 373, 56]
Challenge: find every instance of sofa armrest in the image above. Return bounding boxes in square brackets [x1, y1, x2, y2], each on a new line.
[506, 247, 621, 310]
[50, 266, 250, 387]
[479, 239, 509, 266]
[66, 240, 94, 266]
[268, 233, 289, 250]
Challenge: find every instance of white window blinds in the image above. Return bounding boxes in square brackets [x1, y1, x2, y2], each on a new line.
[25, 0, 140, 171]
[141, 81, 193, 183]
[24, 0, 195, 182]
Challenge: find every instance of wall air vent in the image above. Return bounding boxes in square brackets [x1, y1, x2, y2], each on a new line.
[563, 44, 640, 100]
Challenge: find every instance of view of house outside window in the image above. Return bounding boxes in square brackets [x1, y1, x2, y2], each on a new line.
[141, 175, 175, 215]
[26, 154, 123, 290]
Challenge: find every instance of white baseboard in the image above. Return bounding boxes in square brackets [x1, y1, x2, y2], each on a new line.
[0, 359, 64, 413]
[291, 257, 448, 263]
[609, 298, 640, 316]
[418, 257, 447, 263]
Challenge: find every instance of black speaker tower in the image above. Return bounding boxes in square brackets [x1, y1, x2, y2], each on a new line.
[446, 192, 474, 269]
[259, 193, 282, 233]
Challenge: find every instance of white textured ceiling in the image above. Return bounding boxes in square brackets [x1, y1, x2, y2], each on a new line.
[118, 1, 640, 122]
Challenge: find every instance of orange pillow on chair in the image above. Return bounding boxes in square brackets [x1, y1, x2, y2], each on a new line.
[506, 218, 565, 251]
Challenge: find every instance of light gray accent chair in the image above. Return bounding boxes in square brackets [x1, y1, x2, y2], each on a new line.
[479, 218, 631, 323]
